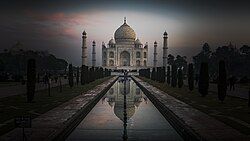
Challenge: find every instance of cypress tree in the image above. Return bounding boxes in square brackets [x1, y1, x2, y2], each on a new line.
[151, 68, 156, 81]
[81, 65, 84, 85]
[27, 59, 36, 103]
[37, 73, 40, 83]
[188, 63, 194, 91]
[248, 88, 250, 108]
[86, 66, 90, 83]
[177, 68, 183, 88]
[83, 65, 89, 84]
[218, 60, 227, 102]
[156, 67, 161, 82]
[161, 67, 166, 83]
[100, 67, 104, 78]
[68, 64, 73, 88]
[76, 66, 79, 85]
[198, 62, 209, 97]
[59, 74, 62, 92]
[147, 68, 151, 79]
[89, 67, 94, 82]
[108, 69, 111, 76]
[167, 66, 171, 85]
[171, 64, 177, 87]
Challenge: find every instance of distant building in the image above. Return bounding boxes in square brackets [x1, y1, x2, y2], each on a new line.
[81, 18, 168, 69]
[102, 18, 148, 70]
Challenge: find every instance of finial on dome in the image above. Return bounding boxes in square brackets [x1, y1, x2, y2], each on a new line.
[124, 17, 126, 24]
[164, 31, 168, 35]
[82, 30, 86, 35]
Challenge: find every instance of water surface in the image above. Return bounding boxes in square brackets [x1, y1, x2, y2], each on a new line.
[67, 77, 182, 141]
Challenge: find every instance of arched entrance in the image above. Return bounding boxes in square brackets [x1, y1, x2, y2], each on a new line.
[120, 51, 130, 66]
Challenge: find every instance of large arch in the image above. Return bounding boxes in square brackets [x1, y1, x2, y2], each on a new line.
[136, 60, 141, 66]
[109, 51, 114, 58]
[109, 60, 114, 66]
[136, 52, 141, 58]
[120, 51, 130, 66]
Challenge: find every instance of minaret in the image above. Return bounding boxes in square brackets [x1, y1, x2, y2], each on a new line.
[163, 31, 168, 68]
[92, 40, 96, 67]
[82, 30, 87, 66]
[153, 41, 157, 67]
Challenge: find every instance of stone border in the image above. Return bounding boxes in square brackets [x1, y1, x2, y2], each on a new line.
[1, 76, 118, 141]
[131, 77, 200, 141]
[132, 76, 249, 141]
[54, 76, 118, 141]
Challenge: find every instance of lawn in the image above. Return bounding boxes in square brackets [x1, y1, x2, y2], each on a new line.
[0, 82, 21, 88]
[138, 76, 250, 135]
[0, 76, 112, 135]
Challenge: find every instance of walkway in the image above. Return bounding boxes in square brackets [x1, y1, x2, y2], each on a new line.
[0, 77, 117, 141]
[133, 76, 249, 141]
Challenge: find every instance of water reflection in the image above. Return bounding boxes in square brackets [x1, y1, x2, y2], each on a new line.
[102, 77, 147, 122]
[67, 77, 183, 141]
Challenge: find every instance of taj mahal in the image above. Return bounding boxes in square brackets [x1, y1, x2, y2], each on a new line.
[81, 17, 168, 70]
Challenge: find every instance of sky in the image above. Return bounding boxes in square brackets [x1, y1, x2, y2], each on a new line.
[0, 0, 250, 66]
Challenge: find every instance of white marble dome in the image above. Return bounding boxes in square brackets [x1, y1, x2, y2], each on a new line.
[114, 21, 136, 43]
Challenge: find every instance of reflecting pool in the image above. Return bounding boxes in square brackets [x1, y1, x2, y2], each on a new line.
[67, 77, 183, 141]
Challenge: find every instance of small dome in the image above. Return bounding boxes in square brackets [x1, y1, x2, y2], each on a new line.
[164, 31, 168, 36]
[114, 19, 136, 43]
[154, 41, 157, 44]
[114, 102, 135, 121]
[82, 30, 86, 35]
[135, 39, 142, 45]
[108, 38, 115, 45]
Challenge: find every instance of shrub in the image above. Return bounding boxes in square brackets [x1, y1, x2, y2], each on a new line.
[68, 64, 73, 88]
[27, 59, 36, 102]
[177, 68, 183, 88]
[198, 62, 209, 97]
[151, 68, 156, 81]
[167, 66, 171, 85]
[218, 60, 227, 102]
[76, 66, 79, 85]
[188, 63, 194, 91]
[171, 64, 177, 87]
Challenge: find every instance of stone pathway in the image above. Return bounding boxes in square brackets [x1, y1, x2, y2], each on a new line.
[133, 76, 250, 141]
[0, 76, 118, 141]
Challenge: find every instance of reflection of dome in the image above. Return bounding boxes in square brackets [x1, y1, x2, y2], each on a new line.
[108, 101, 115, 107]
[120, 81, 130, 95]
[114, 19, 136, 43]
[134, 101, 141, 107]
[114, 102, 135, 121]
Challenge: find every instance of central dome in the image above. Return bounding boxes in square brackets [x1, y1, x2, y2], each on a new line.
[114, 19, 136, 43]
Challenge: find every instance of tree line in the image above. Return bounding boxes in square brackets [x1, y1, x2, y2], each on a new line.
[193, 43, 250, 82]
[26, 59, 111, 103]
[139, 61, 234, 103]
